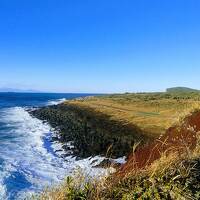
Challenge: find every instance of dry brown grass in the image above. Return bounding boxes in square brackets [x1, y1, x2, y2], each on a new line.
[65, 95, 200, 137]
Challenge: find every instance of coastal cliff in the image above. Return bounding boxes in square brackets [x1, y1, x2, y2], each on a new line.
[31, 92, 200, 159]
[31, 102, 152, 158]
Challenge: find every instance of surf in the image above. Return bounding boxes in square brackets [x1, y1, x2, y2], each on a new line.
[0, 94, 110, 199]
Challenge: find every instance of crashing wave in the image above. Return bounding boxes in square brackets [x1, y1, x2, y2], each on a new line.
[0, 106, 119, 199]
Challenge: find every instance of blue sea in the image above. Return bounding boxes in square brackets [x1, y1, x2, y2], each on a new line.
[0, 93, 106, 200]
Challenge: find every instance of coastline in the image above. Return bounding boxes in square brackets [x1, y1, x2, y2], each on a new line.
[30, 105, 129, 169]
[30, 102, 150, 160]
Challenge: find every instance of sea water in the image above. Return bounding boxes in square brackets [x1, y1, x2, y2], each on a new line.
[0, 93, 109, 200]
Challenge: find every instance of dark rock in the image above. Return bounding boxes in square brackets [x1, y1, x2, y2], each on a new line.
[30, 103, 150, 159]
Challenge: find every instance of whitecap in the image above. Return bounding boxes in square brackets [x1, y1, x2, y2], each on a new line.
[46, 98, 66, 106]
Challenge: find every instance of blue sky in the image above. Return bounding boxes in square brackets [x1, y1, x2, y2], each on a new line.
[0, 0, 200, 93]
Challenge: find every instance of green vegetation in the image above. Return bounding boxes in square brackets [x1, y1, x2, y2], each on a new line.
[166, 87, 200, 93]
[32, 90, 200, 199]
[36, 134, 200, 200]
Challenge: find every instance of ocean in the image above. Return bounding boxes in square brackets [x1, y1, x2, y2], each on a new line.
[0, 93, 107, 200]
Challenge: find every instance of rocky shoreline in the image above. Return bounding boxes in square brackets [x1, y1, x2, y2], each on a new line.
[30, 102, 152, 160]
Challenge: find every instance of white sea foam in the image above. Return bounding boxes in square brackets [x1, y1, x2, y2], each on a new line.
[46, 98, 66, 106]
[0, 106, 124, 199]
[0, 107, 67, 199]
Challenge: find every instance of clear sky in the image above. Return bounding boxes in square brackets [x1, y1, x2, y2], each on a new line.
[0, 0, 200, 93]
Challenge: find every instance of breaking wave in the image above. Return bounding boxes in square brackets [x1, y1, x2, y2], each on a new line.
[0, 106, 111, 199]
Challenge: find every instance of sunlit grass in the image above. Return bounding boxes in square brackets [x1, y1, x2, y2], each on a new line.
[66, 92, 200, 136]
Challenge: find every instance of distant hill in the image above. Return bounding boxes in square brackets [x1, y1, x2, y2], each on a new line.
[166, 87, 200, 93]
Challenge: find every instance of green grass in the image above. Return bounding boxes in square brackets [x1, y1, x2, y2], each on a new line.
[136, 111, 160, 116]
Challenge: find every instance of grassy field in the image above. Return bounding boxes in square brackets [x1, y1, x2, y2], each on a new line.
[65, 91, 200, 137]
[35, 90, 200, 199]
